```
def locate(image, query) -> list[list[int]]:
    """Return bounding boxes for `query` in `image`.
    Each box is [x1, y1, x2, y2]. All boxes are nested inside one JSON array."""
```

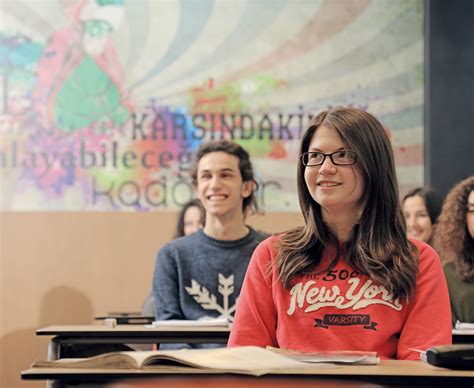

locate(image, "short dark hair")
[[191, 140, 258, 214], [403, 187, 443, 225]]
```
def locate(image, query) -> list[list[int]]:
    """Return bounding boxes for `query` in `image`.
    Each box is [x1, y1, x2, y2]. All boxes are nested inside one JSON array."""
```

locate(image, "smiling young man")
[[152, 140, 266, 348]]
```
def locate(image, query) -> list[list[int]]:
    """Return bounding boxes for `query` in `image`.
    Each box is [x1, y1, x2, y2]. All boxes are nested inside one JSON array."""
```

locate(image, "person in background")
[[152, 139, 266, 348], [174, 199, 205, 238], [228, 107, 451, 360], [402, 187, 443, 245], [433, 176, 474, 325], [142, 199, 205, 317]]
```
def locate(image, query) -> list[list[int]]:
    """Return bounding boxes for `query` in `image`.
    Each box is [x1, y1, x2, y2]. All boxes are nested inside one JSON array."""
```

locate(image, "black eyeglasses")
[[300, 150, 357, 166]]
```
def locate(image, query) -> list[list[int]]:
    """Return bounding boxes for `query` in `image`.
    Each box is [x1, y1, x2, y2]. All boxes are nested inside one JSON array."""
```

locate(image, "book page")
[[142, 346, 336, 375], [266, 347, 380, 365], [32, 352, 139, 369], [455, 321, 474, 331]]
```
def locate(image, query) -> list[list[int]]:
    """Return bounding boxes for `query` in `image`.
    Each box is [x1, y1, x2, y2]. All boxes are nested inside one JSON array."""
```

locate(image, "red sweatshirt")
[[228, 236, 452, 360]]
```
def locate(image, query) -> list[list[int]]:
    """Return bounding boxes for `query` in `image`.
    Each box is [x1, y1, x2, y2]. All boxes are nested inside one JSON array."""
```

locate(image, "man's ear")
[[241, 180, 255, 198]]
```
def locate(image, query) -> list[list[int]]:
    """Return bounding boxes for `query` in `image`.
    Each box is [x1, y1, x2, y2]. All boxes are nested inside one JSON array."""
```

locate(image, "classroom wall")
[[0, 210, 303, 388]]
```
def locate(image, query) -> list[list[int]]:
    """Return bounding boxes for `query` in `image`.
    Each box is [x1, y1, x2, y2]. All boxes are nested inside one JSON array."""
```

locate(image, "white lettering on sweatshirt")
[[287, 277, 402, 315]]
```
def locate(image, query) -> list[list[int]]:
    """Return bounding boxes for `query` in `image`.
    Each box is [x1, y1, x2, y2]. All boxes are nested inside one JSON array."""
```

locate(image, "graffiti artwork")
[[0, 0, 424, 211]]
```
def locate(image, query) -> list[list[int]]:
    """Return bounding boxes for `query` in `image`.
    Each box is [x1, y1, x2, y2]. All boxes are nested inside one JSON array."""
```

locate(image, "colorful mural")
[[0, 0, 424, 211]]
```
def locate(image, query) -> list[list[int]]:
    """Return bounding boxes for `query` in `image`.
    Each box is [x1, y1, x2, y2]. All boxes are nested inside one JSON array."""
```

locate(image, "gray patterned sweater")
[[152, 227, 266, 347]]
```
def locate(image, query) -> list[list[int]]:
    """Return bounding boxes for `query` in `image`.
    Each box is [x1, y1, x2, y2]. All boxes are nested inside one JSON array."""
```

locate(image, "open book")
[[32, 346, 337, 376], [267, 347, 380, 365]]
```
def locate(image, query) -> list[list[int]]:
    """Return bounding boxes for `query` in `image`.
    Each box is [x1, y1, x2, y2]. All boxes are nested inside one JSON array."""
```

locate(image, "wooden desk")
[[37, 325, 230, 360], [21, 360, 474, 387], [453, 329, 474, 344], [106, 376, 390, 388]]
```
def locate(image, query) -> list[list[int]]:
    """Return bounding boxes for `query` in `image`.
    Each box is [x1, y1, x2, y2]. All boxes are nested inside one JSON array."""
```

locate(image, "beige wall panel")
[[0, 211, 303, 387]]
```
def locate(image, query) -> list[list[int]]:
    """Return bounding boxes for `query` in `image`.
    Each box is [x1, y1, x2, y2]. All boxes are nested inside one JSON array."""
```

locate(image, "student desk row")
[[21, 359, 474, 387], [37, 325, 474, 361], [37, 325, 230, 360]]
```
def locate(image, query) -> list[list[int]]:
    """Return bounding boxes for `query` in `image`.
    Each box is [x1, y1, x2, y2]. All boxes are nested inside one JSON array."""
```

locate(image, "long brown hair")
[[277, 107, 418, 300], [433, 176, 474, 281]]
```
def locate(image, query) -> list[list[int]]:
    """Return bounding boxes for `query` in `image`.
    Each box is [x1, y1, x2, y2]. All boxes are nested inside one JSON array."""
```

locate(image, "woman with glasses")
[[228, 107, 451, 359], [433, 176, 474, 325]]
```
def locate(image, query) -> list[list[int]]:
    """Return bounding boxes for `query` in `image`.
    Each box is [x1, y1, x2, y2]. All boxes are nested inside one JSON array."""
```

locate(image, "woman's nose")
[[406, 215, 416, 228], [319, 157, 337, 174]]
